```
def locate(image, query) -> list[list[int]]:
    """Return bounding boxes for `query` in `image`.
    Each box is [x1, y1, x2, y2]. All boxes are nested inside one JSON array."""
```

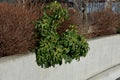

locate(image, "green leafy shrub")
[[35, 1, 89, 68], [116, 14, 120, 34]]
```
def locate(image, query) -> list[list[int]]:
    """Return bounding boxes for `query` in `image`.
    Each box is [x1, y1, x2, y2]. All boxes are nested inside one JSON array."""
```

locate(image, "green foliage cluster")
[[117, 27, 120, 33], [35, 1, 89, 68]]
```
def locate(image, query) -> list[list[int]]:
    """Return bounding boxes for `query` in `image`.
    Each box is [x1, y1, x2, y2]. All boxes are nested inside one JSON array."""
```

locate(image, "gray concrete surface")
[[87, 64, 120, 80], [0, 35, 120, 80]]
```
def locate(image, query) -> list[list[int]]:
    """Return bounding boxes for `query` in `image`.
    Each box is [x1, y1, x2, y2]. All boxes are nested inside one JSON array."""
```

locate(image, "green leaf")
[[34, 1, 89, 68]]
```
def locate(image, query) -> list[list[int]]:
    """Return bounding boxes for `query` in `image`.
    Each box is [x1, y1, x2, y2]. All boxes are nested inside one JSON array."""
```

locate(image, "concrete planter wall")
[[0, 35, 120, 80]]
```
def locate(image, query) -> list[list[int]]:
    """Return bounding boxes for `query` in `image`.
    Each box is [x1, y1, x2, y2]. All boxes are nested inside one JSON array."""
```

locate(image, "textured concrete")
[[0, 35, 120, 80], [87, 64, 120, 80]]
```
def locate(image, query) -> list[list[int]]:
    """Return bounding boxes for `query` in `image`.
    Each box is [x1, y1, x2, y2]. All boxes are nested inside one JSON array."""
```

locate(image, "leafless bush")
[[0, 3, 42, 57], [88, 10, 119, 38]]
